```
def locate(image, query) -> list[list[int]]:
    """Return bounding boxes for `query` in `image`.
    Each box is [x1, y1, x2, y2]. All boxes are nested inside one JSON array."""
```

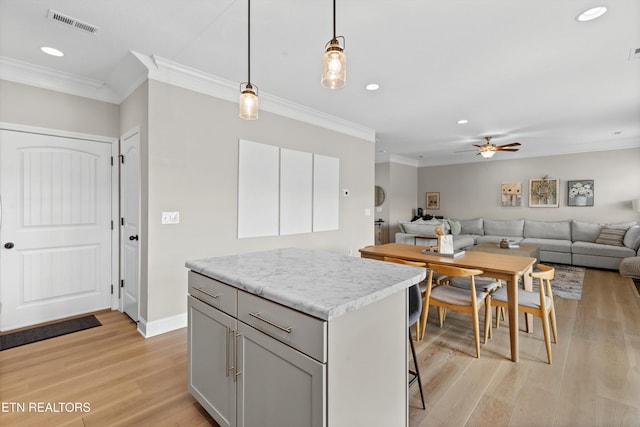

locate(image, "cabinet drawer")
[[238, 291, 327, 363], [188, 271, 237, 317]]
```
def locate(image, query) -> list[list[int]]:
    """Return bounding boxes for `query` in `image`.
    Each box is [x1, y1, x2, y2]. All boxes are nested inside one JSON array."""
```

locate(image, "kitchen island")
[[186, 247, 426, 427]]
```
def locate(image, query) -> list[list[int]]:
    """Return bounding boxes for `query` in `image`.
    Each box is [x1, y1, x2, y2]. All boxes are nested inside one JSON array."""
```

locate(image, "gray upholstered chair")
[[491, 264, 558, 364]]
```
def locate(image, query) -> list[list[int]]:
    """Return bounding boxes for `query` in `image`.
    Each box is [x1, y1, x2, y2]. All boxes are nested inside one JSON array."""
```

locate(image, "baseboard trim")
[[137, 313, 187, 338]]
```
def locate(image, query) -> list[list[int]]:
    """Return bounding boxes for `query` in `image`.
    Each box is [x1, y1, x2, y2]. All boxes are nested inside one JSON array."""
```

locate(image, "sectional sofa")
[[395, 217, 640, 270]]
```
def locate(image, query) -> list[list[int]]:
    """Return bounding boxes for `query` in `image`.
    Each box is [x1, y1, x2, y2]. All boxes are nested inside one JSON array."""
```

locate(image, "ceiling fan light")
[[239, 83, 258, 120], [321, 39, 346, 89], [480, 150, 495, 159]]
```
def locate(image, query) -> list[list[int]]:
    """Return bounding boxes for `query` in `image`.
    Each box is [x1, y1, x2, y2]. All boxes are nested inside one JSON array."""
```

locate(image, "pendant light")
[[239, 0, 258, 120], [321, 0, 346, 89]]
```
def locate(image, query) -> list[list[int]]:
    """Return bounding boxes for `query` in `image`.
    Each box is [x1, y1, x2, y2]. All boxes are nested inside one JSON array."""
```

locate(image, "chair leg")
[[540, 312, 553, 365], [414, 316, 421, 341], [472, 306, 481, 358], [549, 305, 558, 344], [495, 306, 501, 329], [484, 297, 492, 342], [408, 329, 426, 410], [418, 301, 428, 340]]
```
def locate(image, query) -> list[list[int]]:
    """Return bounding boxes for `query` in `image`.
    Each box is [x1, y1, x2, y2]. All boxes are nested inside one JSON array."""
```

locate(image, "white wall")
[[389, 163, 418, 239], [417, 148, 640, 223]]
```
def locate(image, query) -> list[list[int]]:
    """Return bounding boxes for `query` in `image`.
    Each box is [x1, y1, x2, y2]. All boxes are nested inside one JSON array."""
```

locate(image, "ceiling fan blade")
[[472, 144, 484, 148], [454, 149, 478, 153], [497, 142, 521, 148], [497, 148, 520, 152]]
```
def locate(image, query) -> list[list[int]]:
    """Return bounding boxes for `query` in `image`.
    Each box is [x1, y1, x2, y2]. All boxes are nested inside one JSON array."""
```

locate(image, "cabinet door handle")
[[225, 328, 230, 377], [194, 286, 220, 300], [248, 312, 292, 333]]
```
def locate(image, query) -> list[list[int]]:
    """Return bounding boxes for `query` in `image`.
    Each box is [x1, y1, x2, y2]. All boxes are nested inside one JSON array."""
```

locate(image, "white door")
[[0, 129, 112, 331], [120, 129, 140, 322]]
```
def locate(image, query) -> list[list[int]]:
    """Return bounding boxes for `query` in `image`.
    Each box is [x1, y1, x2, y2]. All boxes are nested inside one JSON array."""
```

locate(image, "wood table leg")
[[508, 274, 519, 362]]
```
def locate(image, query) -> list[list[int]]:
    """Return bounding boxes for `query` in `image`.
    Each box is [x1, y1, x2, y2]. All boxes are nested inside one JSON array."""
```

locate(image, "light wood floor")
[[1, 269, 638, 427]]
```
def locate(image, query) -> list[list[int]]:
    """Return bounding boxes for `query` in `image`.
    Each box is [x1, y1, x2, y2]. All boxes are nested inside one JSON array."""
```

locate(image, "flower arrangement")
[[569, 181, 593, 199]]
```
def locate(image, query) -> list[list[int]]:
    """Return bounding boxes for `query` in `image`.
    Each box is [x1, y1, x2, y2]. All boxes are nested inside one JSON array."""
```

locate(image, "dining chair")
[[490, 264, 558, 364], [420, 264, 492, 358], [443, 275, 502, 337], [382, 257, 426, 409]]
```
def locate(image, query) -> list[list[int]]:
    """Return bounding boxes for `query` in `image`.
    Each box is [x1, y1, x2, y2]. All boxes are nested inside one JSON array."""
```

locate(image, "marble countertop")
[[186, 247, 426, 321]]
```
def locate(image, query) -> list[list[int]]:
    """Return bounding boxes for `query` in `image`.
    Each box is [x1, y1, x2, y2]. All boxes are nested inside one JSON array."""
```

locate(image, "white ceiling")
[[1, 0, 639, 166]]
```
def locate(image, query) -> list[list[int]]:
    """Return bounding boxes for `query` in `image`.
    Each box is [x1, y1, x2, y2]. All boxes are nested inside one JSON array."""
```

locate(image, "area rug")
[[0, 315, 101, 351], [530, 263, 586, 301]]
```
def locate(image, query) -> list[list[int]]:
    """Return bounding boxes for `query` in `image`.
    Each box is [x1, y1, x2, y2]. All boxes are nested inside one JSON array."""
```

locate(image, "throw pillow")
[[447, 219, 462, 235], [595, 227, 628, 247]]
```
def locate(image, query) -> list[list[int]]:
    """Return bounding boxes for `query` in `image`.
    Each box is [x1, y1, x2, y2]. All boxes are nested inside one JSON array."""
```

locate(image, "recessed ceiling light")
[[613, 131, 622, 135], [457, 119, 469, 124], [576, 6, 607, 22], [41, 46, 64, 57], [365, 83, 380, 91]]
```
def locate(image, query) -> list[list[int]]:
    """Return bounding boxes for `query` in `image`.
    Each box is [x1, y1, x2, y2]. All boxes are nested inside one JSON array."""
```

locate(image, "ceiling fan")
[[457, 136, 521, 158]]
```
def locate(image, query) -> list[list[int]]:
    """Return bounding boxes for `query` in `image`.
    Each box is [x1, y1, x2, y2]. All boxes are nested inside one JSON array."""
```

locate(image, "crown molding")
[[140, 53, 376, 142], [376, 153, 420, 167], [0, 56, 120, 104]]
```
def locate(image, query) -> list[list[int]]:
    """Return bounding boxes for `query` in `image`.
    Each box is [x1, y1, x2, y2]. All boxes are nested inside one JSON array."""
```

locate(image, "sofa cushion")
[[453, 234, 475, 249], [571, 220, 603, 242], [524, 220, 571, 240], [595, 226, 628, 247], [571, 241, 636, 258], [520, 238, 572, 253], [457, 218, 484, 235], [483, 218, 524, 237], [623, 225, 640, 250]]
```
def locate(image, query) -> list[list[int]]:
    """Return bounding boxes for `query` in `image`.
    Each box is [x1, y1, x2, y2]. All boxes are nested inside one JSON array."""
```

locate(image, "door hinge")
[[121, 217, 125, 226], [111, 156, 114, 166], [111, 284, 114, 294], [119, 154, 125, 164], [120, 279, 124, 288], [111, 220, 114, 230]]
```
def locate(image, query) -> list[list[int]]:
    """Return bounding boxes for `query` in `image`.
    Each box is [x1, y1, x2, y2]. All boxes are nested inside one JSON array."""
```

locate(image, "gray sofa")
[[395, 218, 640, 270]]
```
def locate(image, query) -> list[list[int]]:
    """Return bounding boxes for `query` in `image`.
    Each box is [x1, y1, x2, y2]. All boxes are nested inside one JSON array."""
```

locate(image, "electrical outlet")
[[161, 211, 180, 224]]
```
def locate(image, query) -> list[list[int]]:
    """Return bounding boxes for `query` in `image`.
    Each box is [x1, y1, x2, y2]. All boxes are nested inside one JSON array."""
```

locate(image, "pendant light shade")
[[239, 82, 258, 120], [321, 0, 346, 89], [239, 0, 258, 120]]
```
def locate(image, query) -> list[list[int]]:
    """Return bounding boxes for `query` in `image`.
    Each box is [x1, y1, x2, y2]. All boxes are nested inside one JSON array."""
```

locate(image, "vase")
[[575, 196, 587, 206]]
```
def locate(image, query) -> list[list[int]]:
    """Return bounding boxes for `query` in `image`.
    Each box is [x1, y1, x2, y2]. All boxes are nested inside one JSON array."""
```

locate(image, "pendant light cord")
[[332, 0, 336, 40], [247, 0, 251, 84]]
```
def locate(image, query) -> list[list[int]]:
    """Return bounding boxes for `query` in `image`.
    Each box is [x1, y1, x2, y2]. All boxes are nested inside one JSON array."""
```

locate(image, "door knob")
[[4, 242, 14, 249], [129, 235, 139, 241]]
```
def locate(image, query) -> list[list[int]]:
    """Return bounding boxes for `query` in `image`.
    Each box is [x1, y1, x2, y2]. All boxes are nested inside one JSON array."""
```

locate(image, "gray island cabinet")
[[186, 248, 425, 427]]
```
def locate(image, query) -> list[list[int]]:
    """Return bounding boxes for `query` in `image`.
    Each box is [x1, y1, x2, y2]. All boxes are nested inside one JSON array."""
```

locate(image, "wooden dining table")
[[359, 243, 537, 362]]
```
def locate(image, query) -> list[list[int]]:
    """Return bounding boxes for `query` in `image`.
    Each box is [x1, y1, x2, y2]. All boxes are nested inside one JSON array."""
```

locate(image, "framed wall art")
[[426, 192, 440, 210], [567, 180, 594, 206], [501, 183, 522, 207], [529, 178, 559, 208]]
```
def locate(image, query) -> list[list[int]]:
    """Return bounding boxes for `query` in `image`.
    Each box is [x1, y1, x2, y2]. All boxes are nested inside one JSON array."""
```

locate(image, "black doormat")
[[0, 315, 101, 351]]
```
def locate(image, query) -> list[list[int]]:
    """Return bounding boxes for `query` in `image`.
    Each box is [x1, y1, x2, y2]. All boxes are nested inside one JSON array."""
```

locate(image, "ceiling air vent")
[[631, 47, 640, 61], [47, 9, 100, 35]]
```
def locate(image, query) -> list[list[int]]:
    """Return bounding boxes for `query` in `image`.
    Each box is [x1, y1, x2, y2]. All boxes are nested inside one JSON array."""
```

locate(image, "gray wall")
[[0, 80, 119, 136], [416, 148, 640, 223], [144, 80, 375, 322]]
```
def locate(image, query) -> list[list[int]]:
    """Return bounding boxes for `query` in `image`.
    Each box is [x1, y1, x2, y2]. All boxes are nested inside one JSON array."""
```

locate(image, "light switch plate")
[[161, 211, 180, 224]]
